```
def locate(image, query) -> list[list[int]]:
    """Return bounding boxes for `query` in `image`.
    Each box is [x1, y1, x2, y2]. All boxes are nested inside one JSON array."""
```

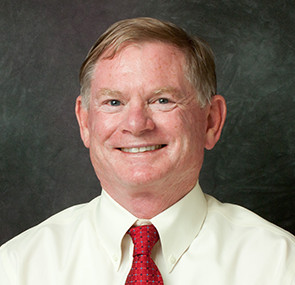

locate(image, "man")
[[1, 17, 294, 284]]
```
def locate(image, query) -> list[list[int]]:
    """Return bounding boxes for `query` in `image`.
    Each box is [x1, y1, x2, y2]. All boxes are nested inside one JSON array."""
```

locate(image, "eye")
[[98, 98, 124, 113], [108, 99, 121, 106], [158, 98, 170, 104], [150, 97, 176, 112]]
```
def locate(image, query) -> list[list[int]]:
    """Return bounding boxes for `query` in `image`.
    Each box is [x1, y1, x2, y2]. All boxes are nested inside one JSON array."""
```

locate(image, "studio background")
[[1, 0, 294, 245]]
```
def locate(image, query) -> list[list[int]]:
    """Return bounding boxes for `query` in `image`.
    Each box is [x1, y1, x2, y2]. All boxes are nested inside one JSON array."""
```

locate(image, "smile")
[[120, 145, 165, 153]]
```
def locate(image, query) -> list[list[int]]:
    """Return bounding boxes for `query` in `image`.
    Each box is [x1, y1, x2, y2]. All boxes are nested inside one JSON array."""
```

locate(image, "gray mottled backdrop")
[[1, 0, 294, 244]]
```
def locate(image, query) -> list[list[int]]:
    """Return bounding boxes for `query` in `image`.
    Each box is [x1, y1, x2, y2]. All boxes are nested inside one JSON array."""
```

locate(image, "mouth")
[[119, 144, 166, 153]]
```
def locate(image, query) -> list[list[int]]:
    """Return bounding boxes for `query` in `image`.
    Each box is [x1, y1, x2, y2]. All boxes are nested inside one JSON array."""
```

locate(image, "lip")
[[117, 144, 166, 154]]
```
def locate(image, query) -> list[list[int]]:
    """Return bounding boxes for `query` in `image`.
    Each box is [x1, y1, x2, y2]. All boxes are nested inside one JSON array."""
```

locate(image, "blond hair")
[[79, 17, 216, 108]]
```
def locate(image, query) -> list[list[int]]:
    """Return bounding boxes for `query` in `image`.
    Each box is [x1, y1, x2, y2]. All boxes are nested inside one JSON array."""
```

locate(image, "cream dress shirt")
[[1, 183, 295, 284]]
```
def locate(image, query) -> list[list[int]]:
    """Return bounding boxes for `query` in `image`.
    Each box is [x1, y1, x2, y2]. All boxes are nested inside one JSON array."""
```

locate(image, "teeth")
[[121, 145, 162, 153]]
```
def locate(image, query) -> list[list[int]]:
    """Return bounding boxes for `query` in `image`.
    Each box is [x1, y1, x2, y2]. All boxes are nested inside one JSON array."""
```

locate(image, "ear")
[[75, 95, 90, 148], [205, 95, 227, 150]]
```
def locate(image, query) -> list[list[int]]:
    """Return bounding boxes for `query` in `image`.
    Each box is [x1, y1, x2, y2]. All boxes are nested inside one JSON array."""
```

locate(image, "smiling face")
[[76, 42, 225, 208]]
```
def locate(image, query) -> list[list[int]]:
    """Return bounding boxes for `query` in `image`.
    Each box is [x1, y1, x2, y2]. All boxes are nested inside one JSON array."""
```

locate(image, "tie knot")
[[128, 225, 159, 257]]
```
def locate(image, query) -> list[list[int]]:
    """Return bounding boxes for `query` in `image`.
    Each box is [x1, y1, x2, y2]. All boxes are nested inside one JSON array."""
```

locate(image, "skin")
[[76, 42, 226, 219]]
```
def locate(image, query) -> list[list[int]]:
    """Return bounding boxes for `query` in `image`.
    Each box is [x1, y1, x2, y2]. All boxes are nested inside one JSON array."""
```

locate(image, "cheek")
[[178, 109, 207, 147], [155, 109, 203, 144], [88, 112, 118, 143]]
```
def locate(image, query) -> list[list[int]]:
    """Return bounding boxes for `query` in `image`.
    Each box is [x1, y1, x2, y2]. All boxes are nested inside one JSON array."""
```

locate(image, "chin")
[[118, 170, 167, 188]]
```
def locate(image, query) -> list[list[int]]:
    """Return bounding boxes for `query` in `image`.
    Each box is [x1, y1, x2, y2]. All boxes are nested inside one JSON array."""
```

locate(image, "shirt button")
[[113, 255, 119, 262], [169, 255, 176, 265]]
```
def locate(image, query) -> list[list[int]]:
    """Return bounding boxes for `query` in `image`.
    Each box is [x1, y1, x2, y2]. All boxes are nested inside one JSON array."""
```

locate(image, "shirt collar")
[[95, 182, 207, 272], [95, 190, 138, 270], [151, 182, 207, 272]]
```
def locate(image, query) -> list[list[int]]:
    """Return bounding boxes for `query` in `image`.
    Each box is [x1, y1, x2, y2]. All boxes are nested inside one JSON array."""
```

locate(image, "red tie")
[[125, 224, 164, 284]]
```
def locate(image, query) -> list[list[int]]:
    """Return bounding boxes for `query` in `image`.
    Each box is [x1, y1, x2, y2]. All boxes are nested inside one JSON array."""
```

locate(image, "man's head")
[[75, 17, 226, 217], [79, 17, 216, 109]]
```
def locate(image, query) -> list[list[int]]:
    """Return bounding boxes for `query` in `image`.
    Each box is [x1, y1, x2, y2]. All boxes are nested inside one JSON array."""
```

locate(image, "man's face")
[[77, 42, 215, 196]]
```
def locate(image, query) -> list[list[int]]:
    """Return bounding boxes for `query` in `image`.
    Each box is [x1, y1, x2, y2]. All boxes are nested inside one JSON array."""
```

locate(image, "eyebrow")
[[153, 87, 177, 94], [95, 88, 122, 97], [153, 87, 183, 98]]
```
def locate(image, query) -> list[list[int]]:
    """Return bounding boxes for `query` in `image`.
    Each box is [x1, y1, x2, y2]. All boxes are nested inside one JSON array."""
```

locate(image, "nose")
[[121, 102, 155, 136]]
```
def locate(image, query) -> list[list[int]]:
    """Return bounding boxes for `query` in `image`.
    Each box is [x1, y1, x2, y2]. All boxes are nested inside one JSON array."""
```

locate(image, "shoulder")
[[1, 196, 101, 254], [203, 194, 295, 282], [205, 194, 295, 241], [0, 196, 104, 284]]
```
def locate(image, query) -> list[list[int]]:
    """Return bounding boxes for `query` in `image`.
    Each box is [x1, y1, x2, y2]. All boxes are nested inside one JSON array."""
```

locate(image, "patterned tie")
[[125, 224, 164, 284]]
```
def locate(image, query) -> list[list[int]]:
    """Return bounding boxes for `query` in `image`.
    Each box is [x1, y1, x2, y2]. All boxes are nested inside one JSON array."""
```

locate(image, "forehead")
[[91, 42, 188, 87]]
